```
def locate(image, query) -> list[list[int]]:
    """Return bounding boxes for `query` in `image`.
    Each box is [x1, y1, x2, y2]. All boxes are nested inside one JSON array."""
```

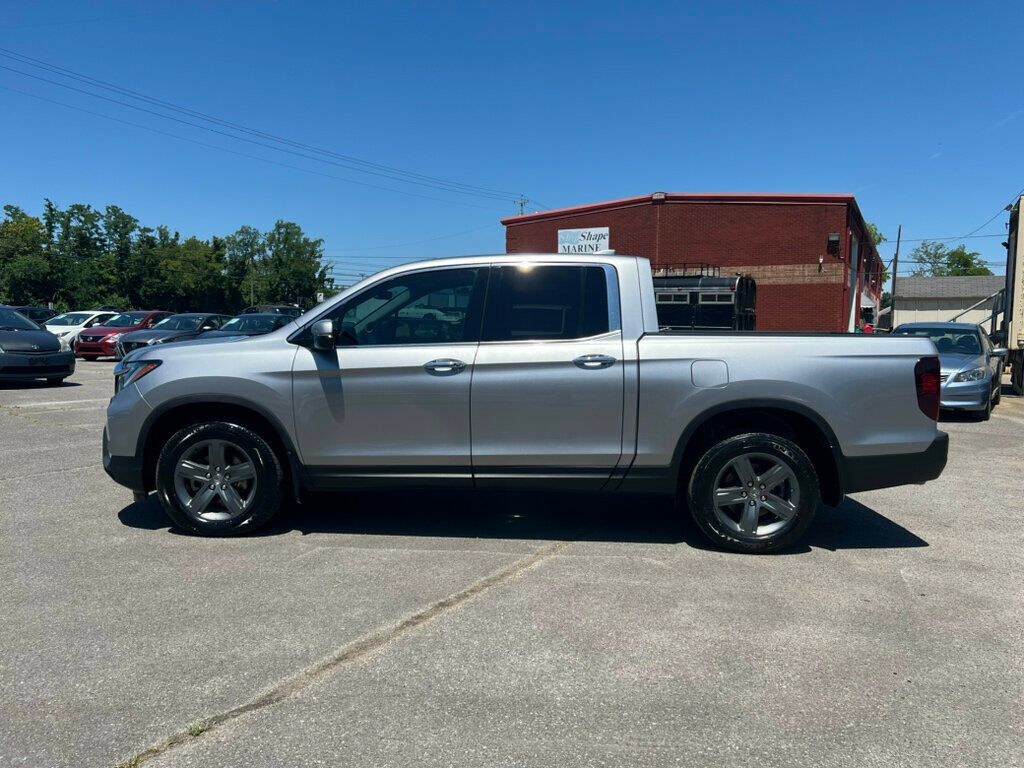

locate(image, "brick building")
[[501, 192, 884, 332]]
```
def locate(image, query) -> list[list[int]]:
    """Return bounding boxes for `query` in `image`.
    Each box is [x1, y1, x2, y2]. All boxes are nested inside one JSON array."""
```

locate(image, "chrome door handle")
[[573, 354, 616, 370], [424, 358, 467, 375]]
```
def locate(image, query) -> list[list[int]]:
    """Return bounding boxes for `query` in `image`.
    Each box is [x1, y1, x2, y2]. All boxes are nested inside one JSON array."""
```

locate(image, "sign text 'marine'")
[[557, 227, 610, 254]]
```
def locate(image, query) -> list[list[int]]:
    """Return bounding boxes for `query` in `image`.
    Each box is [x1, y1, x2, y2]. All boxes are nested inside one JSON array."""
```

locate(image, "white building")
[[885, 275, 1005, 329]]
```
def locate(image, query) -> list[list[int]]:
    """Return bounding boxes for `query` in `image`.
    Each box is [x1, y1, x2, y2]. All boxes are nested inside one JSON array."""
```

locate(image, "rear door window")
[[481, 265, 613, 342]]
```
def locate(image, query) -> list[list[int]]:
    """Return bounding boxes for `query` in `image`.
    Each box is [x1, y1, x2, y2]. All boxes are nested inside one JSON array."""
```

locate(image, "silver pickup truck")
[[104, 254, 948, 552]]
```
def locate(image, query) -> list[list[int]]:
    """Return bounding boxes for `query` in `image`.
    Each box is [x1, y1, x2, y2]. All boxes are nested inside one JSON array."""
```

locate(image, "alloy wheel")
[[712, 451, 800, 538], [172, 439, 258, 522]]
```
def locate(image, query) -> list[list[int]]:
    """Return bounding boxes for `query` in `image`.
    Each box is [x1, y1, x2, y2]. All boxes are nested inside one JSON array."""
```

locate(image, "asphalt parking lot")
[[2, 361, 1022, 768]]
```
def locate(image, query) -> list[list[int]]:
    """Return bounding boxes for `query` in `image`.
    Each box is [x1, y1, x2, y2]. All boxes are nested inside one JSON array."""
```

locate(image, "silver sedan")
[[893, 322, 1007, 420]]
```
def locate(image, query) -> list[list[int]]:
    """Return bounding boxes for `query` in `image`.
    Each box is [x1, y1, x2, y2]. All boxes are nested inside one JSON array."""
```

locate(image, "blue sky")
[[2, 1, 1021, 284]]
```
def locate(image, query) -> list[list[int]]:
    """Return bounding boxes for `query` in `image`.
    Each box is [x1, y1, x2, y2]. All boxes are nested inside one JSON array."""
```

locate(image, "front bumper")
[[940, 379, 991, 411], [0, 350, 75, 380], [840, 431, 949, 495], [103, 427, 146, 492], [76, 338, 118, 357]]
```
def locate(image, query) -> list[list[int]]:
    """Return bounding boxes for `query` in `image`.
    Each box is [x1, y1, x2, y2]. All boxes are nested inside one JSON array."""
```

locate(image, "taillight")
[[915, 357, 941, 421]]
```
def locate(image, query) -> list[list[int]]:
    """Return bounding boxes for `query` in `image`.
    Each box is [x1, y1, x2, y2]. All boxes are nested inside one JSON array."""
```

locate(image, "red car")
[[75, 311, 172, 360]]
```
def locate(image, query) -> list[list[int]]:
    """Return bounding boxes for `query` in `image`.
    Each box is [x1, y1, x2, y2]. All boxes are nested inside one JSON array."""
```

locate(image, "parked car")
[[76, 311, 172, 360], [0, 305, 75, 385], [892, 322, 1007, 420], [104, 255, 949, 552], [240, 303, 302, 317], [10, 305, 57, 324], [116, 313, 233, 358], [44, 310, 120, 352], [197, 313, 294, 339]]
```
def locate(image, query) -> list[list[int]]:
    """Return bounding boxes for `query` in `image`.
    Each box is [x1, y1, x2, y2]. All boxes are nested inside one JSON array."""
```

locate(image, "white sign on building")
[[557, 227, 610, 254]]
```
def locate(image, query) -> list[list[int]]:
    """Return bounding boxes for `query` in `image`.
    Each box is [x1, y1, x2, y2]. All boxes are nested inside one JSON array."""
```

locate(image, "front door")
[[291, 266, 487, 485], [471, 264, 625, 489]]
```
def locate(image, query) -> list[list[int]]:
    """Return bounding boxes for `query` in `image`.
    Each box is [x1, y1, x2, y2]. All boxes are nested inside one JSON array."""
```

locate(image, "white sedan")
[[44, 310, 119, 352]]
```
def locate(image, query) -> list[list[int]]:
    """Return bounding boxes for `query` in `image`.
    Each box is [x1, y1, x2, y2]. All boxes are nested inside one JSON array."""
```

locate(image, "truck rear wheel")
[[155, 421, 283, 536], [687, 432, 819, 553]]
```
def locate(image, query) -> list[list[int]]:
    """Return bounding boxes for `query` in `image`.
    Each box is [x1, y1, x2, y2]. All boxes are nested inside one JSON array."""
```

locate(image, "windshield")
[[0, 308, 41, 330], [154, 315, 204, 331], [894, 326, 982, 356], [219, 315, 282, 333], [104, 313, 147, 328], [47, 312, 93, 326]]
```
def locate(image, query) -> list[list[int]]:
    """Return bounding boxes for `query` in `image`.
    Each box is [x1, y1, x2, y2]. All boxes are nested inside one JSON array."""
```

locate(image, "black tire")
[[686, 432, 820, 554], [992, 380, 1001, 407], [82, 355, 98, 361], [45, 377, 66, 386], [155, 421, 283, 536], [975, 391, 992, 421]]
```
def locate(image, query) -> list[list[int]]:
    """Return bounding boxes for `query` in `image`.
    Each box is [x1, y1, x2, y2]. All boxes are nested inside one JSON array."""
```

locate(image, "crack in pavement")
[[113, 538, 572, 768], [0, 464, 96, 482]]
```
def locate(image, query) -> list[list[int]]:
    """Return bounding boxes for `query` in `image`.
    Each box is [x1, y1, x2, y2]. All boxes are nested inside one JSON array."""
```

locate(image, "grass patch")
[[187, 721, 209, 737]]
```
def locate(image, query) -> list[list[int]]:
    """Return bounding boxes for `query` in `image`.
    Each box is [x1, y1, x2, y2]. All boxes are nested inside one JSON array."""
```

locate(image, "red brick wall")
[[505, 199, 877, 332]]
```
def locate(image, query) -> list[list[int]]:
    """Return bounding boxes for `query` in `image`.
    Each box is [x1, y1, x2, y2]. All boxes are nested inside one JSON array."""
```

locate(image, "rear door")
[[470, 263, 625, 489]]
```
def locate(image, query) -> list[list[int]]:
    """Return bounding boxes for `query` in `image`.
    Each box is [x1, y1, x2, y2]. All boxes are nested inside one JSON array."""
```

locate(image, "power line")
[[0, 61, 513, 203], [876, 233, 1004, 245], [323, 223, 501, 253], [960, 186, 1024, 238], [0, 84, 508, 212], [0, 47, 523, 202]]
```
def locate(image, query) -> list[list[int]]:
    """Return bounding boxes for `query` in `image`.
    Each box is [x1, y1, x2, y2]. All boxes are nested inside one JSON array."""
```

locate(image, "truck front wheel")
[[687, 432, 820, 553], [155, 421, 283, 536]]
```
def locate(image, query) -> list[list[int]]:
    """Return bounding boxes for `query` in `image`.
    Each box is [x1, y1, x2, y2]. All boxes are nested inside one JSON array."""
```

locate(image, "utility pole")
[[517, 195, 528, 216], [889, 224, 902, 326]]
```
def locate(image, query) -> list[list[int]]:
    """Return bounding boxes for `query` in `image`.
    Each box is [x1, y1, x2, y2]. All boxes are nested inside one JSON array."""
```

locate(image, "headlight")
[[112, 359, 162, 391], [107, 333, 123, 343], [149, 337, 168, 345], [57, 330, 71, 337], [953, 367, 987, 382]]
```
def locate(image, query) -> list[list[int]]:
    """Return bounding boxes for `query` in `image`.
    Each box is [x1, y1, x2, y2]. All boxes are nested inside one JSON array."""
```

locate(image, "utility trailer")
[[994, 195, 1024, 394], [652, 263, 757, 331]]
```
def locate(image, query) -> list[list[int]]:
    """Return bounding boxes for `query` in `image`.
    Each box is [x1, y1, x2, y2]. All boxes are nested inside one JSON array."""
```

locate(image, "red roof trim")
[[501, 192, 858, 225]]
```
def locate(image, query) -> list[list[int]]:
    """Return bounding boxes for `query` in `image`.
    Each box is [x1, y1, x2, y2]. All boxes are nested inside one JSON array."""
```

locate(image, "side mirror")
[[992, 348, 1009, 359], [311, 319, 335, 352]]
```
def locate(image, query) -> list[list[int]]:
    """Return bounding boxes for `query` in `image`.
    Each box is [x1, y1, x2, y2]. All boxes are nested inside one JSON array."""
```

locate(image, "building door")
[[470, 264, 625, 489], [291, 266, 487, 483]]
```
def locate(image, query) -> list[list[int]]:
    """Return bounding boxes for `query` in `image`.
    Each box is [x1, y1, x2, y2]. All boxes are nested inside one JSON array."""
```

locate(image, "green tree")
[[3, 200, 332, 313], [261, 221, 330, 308], [44, 201, 112, 307], [224, 225, 265, 308], [910, 241, 993, 277], [866, 222, 890, 283], [0, 206, 51, 304], [152, 236, 228, 312], [102, 205, 139, 301]]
